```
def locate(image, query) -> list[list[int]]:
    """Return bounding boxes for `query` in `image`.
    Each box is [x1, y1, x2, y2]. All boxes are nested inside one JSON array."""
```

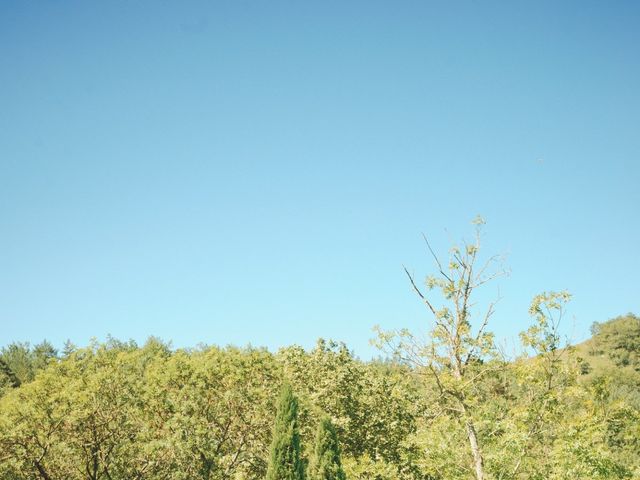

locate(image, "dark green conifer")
[[308, 417, 346, 480], [266, 384, 305, 480], [0, 357, 20, 389]]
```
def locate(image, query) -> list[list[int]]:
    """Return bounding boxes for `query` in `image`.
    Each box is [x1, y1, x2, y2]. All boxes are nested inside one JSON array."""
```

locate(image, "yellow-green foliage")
[[0, 321, 638, 480]]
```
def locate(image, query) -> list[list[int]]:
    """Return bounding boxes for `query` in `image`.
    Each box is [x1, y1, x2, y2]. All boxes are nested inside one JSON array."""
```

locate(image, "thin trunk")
[[34, 460, 52, 480], [199, 452, 212, 480], [454, 364, 485, 480], [465, 418, 484, 480]]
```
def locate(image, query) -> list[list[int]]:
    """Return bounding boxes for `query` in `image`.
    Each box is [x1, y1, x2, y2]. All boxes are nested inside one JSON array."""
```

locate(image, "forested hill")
[[1, 314, 639, 480], [574, 313, 640, 376]]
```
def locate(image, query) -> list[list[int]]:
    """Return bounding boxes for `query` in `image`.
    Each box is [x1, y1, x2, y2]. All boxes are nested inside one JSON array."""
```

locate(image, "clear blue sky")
[[1, 1, 639, 357]]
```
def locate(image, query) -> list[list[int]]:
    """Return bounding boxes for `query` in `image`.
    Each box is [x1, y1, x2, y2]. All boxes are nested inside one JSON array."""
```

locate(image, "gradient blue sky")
[[1, 1, 639, 357]]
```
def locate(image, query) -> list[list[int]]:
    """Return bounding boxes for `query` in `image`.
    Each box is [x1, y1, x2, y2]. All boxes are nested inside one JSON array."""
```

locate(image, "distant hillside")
[[572, 313, 640, 384]]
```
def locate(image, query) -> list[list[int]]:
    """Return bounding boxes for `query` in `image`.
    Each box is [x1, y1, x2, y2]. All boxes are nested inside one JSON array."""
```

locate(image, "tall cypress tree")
[[308, 417, 346, 480], [266, 384, 305, 480]]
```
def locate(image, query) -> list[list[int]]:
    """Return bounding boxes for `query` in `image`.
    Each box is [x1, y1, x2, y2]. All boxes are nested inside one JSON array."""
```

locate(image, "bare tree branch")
[[403, 265, 438, 317]]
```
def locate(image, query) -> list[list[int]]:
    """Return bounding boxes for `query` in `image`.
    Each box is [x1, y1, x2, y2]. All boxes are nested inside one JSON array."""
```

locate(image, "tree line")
[[2, 323, 638, 479]]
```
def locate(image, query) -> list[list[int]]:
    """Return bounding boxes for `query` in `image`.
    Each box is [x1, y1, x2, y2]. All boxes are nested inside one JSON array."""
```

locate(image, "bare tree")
[[375, 217, 507, 480]]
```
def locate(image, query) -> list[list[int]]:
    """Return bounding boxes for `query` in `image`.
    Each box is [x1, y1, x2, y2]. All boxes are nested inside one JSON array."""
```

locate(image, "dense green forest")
[[0, 313, 639, 479], [1, 227, 639, 479]]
